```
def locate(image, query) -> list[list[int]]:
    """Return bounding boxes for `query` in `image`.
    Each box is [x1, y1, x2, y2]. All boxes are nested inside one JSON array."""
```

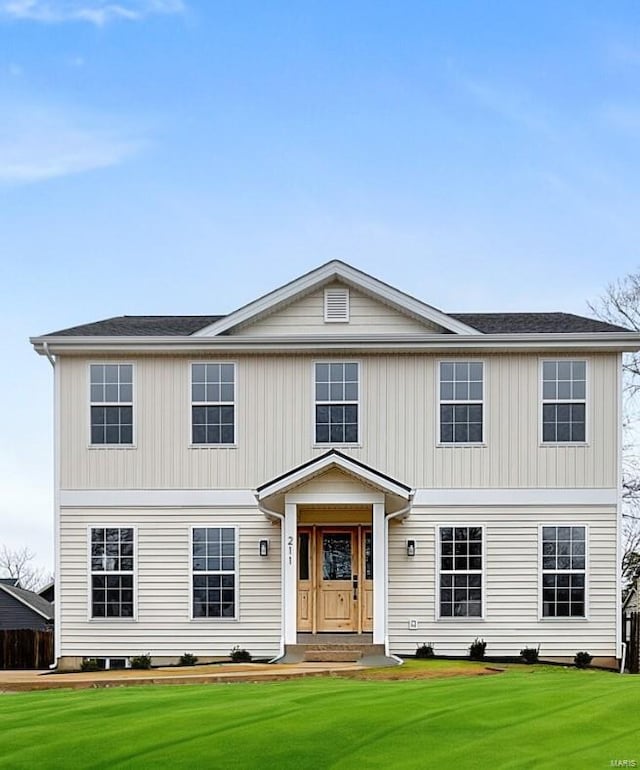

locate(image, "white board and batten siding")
[[59, 508, 282, 659], [388, 506, 617, 658], [59, 353, 619, 492]]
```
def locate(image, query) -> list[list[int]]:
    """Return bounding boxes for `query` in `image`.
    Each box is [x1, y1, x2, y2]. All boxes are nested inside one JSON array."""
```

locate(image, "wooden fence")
[[0, 629, 54, 670], [624, 612, 639, 674]]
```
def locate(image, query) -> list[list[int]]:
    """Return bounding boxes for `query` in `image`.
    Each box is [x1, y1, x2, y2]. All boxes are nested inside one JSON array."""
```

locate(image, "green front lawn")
[[0, 663, 637, 769]]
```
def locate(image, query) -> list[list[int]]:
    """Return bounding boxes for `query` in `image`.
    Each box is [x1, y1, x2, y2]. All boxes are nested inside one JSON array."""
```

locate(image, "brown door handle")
[[353, 574, 358, 600]]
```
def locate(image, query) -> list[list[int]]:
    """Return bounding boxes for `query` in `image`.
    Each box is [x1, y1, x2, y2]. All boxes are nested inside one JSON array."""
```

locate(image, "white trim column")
[[284, 502, 298, 645], [372, 502, 385, 645]]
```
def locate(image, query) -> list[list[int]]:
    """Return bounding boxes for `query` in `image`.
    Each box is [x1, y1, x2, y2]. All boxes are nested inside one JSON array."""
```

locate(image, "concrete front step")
[[282, 643, 386, 664], [304, 650, 363, 663]]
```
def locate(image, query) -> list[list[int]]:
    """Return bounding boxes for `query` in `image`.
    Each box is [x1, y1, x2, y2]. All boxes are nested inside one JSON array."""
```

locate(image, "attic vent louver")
[[324, 287, 350, 322]]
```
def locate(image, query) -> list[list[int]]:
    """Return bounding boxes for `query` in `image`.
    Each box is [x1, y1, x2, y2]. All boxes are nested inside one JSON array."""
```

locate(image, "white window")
[[438, 526, 483, 618], [90, 364, 133, 445], [191, 364, 235, 445], [541, 361, 586, 443], [541, 526, 586, 617], [192, 527, 237, 619], [314, 362, 359, 444], [324, 287, 349, 322], [90, 528, 134, 618], [439, 362, 484, 444]]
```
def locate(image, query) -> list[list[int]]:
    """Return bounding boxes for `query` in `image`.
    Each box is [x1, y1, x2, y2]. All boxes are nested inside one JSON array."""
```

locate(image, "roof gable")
[[194, 261, 480, 337]]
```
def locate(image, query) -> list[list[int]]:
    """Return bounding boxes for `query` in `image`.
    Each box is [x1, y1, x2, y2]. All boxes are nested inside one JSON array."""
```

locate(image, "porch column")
[[373, 501, 386, 645], [284, 501, 298, 645]]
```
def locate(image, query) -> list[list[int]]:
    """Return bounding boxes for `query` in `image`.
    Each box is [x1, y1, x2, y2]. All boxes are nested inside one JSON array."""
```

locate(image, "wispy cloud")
[[0, 104, 143, 183], [0, 0, 184, 25]]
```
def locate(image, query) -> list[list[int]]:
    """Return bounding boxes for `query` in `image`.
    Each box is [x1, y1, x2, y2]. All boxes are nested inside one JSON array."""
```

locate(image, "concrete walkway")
[[0, 662, 362, 692]]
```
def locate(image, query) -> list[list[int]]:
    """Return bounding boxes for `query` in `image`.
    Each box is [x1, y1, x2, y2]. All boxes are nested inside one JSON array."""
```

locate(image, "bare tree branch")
[[590, 272, 640, 594], [0, 545, 50, 591]]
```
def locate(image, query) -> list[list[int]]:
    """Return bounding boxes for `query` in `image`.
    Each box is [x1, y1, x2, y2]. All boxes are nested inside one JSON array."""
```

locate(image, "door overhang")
[[255, 449, 413, 516]]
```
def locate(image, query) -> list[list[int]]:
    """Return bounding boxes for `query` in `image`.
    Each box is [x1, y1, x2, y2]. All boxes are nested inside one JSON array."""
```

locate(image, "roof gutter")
[[30, 331, 640, 356]]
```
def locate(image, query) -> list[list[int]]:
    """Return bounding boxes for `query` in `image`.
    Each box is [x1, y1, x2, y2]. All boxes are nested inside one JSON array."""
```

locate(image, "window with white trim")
[[90, 364, 133, 445], [541, 360, 586, 443], [90, 528, 134, 618], [191, 364, 235, 445], [438, 526, 483, 618], [439, 362, 483, 443], [315, 362, 359, 444], [541, 526, 586, 617], [192, 527, 237, 618]]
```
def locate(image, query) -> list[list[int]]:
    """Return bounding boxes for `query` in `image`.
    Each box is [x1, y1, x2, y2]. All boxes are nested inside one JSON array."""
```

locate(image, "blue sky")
[[1, 1, 640, 573]]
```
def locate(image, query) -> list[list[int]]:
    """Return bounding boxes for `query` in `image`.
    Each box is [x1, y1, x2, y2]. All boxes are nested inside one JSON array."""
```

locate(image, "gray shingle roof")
[[449, 313, 630, 334], [0, 582, 54, 620], [47, 315, 224, 336], [42, 311, 630, 337]]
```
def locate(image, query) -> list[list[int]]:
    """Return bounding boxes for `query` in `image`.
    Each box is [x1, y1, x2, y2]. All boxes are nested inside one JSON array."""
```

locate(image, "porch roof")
[[256, 450, 413, 502]]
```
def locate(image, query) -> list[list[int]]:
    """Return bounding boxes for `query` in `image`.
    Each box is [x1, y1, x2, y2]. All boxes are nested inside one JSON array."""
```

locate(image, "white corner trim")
[[60, 489, 258, 508], [192, 261, 481, 337], [413, 488, 617, 506]]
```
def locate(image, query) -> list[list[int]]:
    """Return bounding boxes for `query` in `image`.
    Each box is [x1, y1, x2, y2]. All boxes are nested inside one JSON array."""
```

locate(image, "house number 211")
[[288, 536, 294, 565]]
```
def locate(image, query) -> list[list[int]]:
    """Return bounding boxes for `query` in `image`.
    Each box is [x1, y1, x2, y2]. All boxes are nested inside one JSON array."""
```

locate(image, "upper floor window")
[[90, 364, 133, 445], [191, 363, 235, 445], [541, 525, 586, 617], [315, 362, 359, 444], [192, 527, 237, 619], [439, 362, 484, 444], [438, 526, 483, 618], [90, 527, 134, 618], [541, 361, 586, 443]]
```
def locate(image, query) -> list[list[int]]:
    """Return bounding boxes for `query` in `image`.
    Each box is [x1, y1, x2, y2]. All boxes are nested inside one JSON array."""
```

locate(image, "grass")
[[0, 663, 637, 769]]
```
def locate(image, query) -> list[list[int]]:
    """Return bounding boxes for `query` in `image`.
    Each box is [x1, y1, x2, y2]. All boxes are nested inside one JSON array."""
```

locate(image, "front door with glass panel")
[[297, 526, 372, 633]]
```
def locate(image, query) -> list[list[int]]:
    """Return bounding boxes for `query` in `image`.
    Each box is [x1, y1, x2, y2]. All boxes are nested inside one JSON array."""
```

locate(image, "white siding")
[[58, 507, 281, 658], [231, 283, 439, 335], [61, 353, 619, 491], [388, 506, 617, 658]]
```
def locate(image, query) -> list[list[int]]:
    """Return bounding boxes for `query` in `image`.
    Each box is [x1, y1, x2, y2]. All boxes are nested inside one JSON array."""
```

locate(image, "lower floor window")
[[438, 526, 483, 618], [541, 525, 586, 617], [192, 527, 237, 619]]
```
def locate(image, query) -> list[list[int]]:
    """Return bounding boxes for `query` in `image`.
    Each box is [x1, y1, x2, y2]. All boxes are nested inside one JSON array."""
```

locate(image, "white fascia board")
[[60, 489, 258, 508], [413, 488, 618, 506], [0, 584, 52, 621], [257, 454, 412, 500], [190, 261, 481, 337], [31, 331, 640, 356]]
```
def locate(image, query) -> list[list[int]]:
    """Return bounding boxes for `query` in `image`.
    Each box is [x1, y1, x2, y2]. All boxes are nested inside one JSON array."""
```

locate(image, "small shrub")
[[415, 643, 435, 659], [130, 653, 152, 670], [520, 646, 540, 664], [179, 652, 198, 667], [80, 658, 101, 672], [574, 651, 593, 669], [230, 646, 252, 663], [469, 638, 487, 661]]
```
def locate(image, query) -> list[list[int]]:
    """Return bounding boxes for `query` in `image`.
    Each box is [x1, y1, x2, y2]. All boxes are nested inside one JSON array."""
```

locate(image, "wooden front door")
[[296, 525, 373, 634], [317, 528, 358, 632]]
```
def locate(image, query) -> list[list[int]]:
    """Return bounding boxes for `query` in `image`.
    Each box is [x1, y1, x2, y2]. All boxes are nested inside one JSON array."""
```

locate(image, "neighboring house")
[[0, 579, 54, 630], [30, 261, 640, 671], [38, 581, 55, 604], [623, 577, 639, 615]]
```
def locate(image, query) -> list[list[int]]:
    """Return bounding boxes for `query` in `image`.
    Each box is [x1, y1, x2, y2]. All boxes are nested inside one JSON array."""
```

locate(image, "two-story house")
[[31, 261, 640, 670]]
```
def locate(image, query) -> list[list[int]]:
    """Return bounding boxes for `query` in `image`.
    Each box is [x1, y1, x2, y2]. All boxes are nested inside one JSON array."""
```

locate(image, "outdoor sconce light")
[[259, 540, 269, 557], [406, 540, 416, 557]]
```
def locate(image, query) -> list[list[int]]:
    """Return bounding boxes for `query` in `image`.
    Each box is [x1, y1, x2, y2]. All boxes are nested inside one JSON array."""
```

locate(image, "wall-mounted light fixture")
[[406, 539, 416, 557], [259, 539, 269, 557]]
